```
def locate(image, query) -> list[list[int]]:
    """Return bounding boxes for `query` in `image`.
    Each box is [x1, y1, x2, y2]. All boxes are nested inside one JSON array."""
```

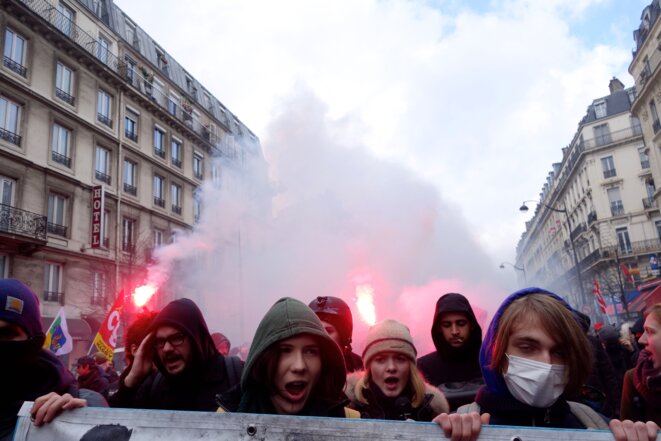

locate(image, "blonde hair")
[[490, 293, 592, 395], [354, 359, 427, 408]]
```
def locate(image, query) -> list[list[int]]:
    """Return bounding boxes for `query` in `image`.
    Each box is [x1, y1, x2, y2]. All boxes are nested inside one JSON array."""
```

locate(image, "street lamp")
[[519, 200, 587, 307], [499, 261, 527, 284]]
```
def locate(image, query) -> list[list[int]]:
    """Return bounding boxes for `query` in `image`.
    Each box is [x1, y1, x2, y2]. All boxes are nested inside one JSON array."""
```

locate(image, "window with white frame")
[[0, 95, 22, 145], [3, 28, 27, 76], [56, 2, 75, 36], [51, 123, 72, 167], [651, 100, 660, 128], [43, 262, 63, 303], [122, 217, 135, 252], [153, 127, 165, 157], [95, 146, 110, 184], [601, 155, 616, 178], [171, 183, 181, 214], [171, 138, 182, 168], [125, 20, 136, 46], [607, 187, 624, 216], [211, 164, 220, 186], [193, 190, 201, 223], [125, 55, 136, 83], [640, 146, 650, 169], [55, 62, 74, 104], [47, 193, 67, 236], [97, 90, 112, 126], [124, 108, 138, 141], [594, 123, 612, 146], [103, 209, 110, 247], [123, 159, 136, 195], [193, 152, 203, 179], [594, 100, 607, 119], [97, 34, 110, 63], [616, 227, 633, 254], [153, 229, 163, 247], [153, 174, 165, 207], [91, 271, 106, 305], [168, 93, 178, 116], [0, 175, 16, 206], [631, 116, 642, 135]]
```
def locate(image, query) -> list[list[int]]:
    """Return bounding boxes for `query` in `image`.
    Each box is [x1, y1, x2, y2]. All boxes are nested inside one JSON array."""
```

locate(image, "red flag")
[[620, 263, 635, 284], [91, 291, 124, 361], [592, 278, 607, 314]]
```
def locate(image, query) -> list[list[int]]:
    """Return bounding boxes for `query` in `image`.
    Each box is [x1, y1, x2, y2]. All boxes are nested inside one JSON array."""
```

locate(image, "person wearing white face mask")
[[433, 288, 660, 441]]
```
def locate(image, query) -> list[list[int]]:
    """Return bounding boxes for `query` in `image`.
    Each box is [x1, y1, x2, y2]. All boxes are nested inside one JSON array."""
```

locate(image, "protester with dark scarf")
[[346, 319, 448, 421], [0, 279, 84, 441], [218, 297, 352, 417], [111, 298, 241, 411], [621, 304, 661, 424]]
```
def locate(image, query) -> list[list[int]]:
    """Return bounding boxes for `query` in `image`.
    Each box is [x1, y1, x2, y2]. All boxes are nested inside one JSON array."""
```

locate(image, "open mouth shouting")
[[283, 381, 309, 402]]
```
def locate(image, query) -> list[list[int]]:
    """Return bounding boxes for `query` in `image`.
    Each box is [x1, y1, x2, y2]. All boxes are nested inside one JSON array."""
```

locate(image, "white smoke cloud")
[[148, 87, 511, 352]]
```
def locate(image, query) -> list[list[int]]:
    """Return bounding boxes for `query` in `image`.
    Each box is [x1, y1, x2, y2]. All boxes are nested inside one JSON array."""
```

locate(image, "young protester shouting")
[[218, 297, 355, 417], [346, 319, 449, 421], [621, 303, 661, 425], [433, 288, 660, 441]]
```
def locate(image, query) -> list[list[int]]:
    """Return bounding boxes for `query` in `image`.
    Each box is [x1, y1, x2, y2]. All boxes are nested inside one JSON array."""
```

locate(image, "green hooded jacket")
[[236, 297, 348, 416]]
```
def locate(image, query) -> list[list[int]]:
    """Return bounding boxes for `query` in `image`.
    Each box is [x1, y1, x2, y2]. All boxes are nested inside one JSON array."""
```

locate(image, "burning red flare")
[[132, 283, 157, 308], [355, 284, 377, 326]]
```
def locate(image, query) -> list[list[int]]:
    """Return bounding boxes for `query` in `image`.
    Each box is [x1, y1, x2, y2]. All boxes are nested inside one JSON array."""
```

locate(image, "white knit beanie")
[[362, 319, 417, 366]]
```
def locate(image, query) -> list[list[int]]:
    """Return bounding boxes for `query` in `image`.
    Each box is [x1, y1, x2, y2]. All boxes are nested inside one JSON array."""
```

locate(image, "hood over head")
[[149, 298, 218, 375], [0, 278, 44, 341], [241, 297, 346, 392], [479, 287, 577, 397], [431, 293, 482, 358]]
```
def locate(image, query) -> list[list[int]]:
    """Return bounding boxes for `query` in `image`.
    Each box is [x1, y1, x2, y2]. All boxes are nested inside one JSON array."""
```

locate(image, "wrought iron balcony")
[[97, 113, 112, 127], [95, 170, 111, 185], [125, 129, 138, 142], [43, 291, 64, 304], [587, 211, 597, 225], [171, 158, 182, 168], [47, 222, 67, 236], [603, 168, 617, 179], [0, 203, 47, 241], [610, 201, 625, 216], [154, 196, 165, 208], [0, 127, 21, 146], [55, 88, 75, 105], [643, 197, 657, 209], [570, 222, 587, 241], [154, 148, 166, 159], [3, 56, 27, 76], [123, 183, 137, 196], [171, 204, 182, 215], [51, 151, 71, 167]]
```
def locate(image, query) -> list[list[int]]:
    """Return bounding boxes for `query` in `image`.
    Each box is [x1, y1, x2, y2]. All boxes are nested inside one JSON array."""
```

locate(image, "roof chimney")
[[609, 77, 625, 94]]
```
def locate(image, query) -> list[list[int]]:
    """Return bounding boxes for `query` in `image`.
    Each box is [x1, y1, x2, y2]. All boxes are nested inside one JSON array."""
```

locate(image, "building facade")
[[516, 79, 659, 318], [0, 0, 259, 364]]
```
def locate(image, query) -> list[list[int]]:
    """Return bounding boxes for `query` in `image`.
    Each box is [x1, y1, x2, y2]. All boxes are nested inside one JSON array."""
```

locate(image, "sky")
[[114, 0, 652, 347]]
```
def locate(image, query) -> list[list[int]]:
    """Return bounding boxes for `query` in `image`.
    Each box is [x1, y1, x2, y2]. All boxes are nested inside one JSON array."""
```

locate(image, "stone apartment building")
[[515, 78, 660, 318], [0, 0, 259, 364]]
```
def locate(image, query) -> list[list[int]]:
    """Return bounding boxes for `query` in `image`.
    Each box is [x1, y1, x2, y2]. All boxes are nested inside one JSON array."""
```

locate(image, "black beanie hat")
[[0, 279, 44, 339]]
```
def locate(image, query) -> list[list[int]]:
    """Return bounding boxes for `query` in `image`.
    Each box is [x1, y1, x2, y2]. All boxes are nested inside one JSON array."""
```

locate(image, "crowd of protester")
[[1, 277, 660, 441]]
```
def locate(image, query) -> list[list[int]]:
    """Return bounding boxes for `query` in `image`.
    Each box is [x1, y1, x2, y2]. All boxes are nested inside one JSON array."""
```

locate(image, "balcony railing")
[[643, 197, 657, 209], [123, 183, 137, 196], [587, 211, 597, 225], [154, 148, 166, 159], [55, 88, 75, 105], [51, 151, 71, 167], [3, 56, 27, 76], [603, 168, 617, 179], [47, 222, 67, 236], [0, 127, 21, 146], [154, 196, 165, 208], [171, 204, 182, 215], [610, 201, 625, 216], [43, 291, 64, 304], [602, 239, 661, 259], [580, 248, 602, 268], [570, 222, 586, 241], [125, 129, 138, 142], [97, 113, 112, 127], [0, 203, 47, 241], [172, 158, 182, 168], [95, 170, 111, 185], [641, 160, 651, 169]]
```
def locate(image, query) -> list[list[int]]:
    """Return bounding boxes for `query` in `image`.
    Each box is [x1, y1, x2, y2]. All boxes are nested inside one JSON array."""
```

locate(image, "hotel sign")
[[91, 185, 104, 248]]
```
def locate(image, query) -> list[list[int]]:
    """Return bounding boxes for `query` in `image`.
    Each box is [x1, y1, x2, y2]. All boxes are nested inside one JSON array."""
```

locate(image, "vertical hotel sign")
[[91, 185, 104, 248]]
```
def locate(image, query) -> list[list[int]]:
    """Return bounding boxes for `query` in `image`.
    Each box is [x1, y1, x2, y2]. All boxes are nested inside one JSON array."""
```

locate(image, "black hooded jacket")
[[110, 298, 242, 411], [416, 293, 482, 389]]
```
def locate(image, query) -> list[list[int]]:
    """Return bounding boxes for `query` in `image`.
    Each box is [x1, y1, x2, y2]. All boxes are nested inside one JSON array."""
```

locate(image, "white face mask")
[[503, 354, 566, 408]]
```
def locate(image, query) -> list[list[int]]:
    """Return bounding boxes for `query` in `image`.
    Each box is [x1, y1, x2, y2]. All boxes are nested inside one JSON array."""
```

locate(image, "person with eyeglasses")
[[110, 298, 243, 411]]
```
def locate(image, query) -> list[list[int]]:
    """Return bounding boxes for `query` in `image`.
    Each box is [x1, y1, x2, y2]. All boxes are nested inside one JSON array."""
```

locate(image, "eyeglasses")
[[154, 332, 186, 349]]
